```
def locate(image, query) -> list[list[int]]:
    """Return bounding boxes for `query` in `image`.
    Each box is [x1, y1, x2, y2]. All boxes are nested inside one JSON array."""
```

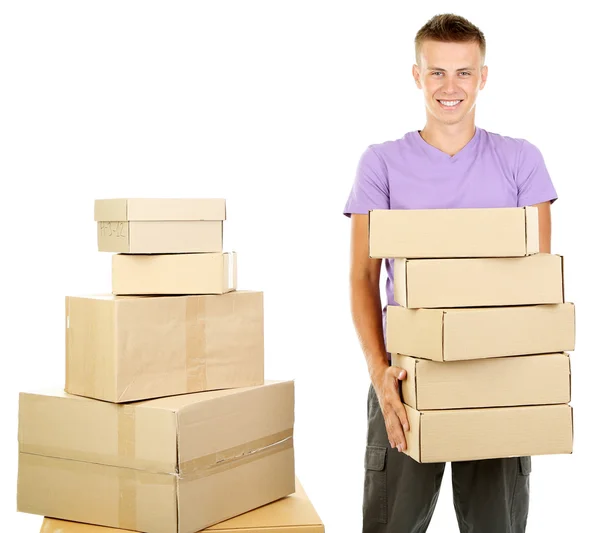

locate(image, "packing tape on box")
[[180, 428, 294, 480], [116, 405, 137, 529], [117, 404, 136, 459], [116, 465, 173, 530], [185, 297, 208, 391]]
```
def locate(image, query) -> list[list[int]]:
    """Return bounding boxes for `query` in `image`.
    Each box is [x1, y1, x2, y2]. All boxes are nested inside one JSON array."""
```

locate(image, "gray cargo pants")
[[363, 384, 531, 533]]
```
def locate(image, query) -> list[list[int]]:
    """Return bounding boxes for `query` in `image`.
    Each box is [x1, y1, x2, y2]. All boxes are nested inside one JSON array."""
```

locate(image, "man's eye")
[[432, 72, 442, 76], [459, 71, 471, 76]]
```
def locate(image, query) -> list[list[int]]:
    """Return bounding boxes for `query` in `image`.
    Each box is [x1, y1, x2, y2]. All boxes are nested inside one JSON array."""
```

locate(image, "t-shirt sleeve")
[[515, 139, 558, 207], [343, 145, 390, 217]]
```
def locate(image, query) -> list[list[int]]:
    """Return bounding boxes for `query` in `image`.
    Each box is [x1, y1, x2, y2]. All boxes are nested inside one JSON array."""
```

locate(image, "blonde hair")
[[415, 14, 486, 66]]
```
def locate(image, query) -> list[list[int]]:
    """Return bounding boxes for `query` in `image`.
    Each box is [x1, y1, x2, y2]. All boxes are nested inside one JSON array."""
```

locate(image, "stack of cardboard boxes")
[[369, 206, 575, 463], [17, 199, 324, 533]]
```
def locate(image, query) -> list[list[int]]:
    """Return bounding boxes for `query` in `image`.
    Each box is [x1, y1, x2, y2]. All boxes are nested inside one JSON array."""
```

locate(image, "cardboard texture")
[[394, 253, 564, 308], [386, 303, 575, 361], [65, 291, 264, 403], [392, 353, 571, 410], [112, 252, 237, 296], [39, 478, 324, 533], [18, 382, 296, 533], [403, 403, 573, 463], [95, 199, 226, 254], [369, 206, 539, 258]]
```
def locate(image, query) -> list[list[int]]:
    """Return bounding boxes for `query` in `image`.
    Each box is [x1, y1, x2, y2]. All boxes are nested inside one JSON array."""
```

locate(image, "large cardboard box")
[[112, 252, 237, 296], [394, 253, 564, 308], [39, 478, 324, 533], [18, 382, 295, 533], [403, 403, 573, 463], [369, 206, 539, 258], [65, 291, 263, 403], [95, 198, 226, 253], [386, 303, 575, 361], [392, 353, 571, 410]]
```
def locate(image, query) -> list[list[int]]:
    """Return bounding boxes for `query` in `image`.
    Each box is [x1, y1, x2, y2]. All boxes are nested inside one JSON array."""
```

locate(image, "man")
[[343, 13, 557, 533]]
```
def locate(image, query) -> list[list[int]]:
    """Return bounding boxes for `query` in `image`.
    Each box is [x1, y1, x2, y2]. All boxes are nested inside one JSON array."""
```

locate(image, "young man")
[[343, 13, 557, 533]]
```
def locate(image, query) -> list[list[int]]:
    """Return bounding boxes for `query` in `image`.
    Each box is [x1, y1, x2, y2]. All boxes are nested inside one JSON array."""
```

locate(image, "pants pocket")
[[518, 456, 532, 476], [363, 445, 388, 524]]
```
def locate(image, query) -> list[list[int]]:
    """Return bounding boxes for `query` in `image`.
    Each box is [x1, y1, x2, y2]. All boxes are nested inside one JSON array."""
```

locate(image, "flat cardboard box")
[[39, 478, 324, 533], [18, 382, 296, 533], [65, 291, 263, 403], [95, 198, 226, 253], [369, 206, 539, 258], [392, 353, 571, 410], [394, 253, 564, 308], [403, 403, 573, 463], [112, 252, 237, 295], [386, 303, 575, 361]]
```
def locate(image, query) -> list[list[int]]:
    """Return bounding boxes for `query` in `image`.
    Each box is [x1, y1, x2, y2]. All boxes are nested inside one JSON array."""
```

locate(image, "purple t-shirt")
[[343, 126, 558, 317]]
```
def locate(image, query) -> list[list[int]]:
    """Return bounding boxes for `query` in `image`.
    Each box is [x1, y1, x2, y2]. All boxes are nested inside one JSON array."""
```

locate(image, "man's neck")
[[419, 119, 477, 157]]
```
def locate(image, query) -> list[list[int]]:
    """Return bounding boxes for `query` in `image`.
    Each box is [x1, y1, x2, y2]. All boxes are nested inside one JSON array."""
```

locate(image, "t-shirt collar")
[[413, 126, 481, 162]]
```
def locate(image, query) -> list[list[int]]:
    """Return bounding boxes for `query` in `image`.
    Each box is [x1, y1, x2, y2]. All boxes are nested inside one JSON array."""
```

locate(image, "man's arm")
[[533, 200, 552, 253], [350, 214, 409, 452]]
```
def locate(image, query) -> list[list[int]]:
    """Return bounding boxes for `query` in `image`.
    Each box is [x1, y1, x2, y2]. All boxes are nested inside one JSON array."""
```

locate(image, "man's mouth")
[[437, 99, 463, 110]]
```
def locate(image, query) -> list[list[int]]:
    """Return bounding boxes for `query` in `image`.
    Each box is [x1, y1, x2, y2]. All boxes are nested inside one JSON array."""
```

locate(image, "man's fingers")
[[391, 396, 410, 433], [389, 366, 407, 381], [383, 407, 407, 452]]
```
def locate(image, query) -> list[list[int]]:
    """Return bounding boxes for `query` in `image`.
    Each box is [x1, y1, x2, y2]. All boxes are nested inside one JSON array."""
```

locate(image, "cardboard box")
[[369, 206, 539, 258], [394, 253, 564, 308], [112, 252, 237, 295], [18, 382, 296, 533], [403, 403, 573, 463], [386, 303, 575, 361], [39, 478, 324, 533], [65, 291, 263, 403], [392, 353, 571, 410], [95, 198, 226, 253]]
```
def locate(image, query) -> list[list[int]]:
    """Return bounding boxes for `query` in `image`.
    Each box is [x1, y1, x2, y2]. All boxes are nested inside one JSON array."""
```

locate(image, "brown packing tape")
[[116, 463, 175, 530], [118, 469, 137, 530], [185, 296, 208, 392], [180, 429, 294, 480], [117, 404, 137, 529], [118, 405, 136, 459]]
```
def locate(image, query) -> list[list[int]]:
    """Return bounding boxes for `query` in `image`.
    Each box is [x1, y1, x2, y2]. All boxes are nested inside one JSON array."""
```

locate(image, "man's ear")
[[480, 65, 488, 90], [413, 64, 422, 89]]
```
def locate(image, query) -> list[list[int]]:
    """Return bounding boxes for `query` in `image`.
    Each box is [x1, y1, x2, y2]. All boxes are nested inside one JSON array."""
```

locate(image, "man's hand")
[[372, 365, 410, 452]]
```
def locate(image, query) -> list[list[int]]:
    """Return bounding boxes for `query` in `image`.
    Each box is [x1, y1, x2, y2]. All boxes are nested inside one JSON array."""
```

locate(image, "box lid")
[[39, 478, 324, 533], [19, 381, 293, 476], [94, 198, 226, 221]]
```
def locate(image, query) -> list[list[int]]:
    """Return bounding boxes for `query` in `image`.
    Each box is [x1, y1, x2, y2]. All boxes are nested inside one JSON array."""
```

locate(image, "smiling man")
[[344, 13, 557, 533]]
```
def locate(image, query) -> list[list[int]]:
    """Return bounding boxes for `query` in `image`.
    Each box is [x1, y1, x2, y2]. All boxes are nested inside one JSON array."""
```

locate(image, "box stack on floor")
[[17, 198, 324, 533], [369, 206, 575, 463]]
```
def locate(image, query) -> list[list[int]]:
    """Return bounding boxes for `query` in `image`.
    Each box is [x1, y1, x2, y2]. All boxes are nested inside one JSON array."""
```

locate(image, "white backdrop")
[[1, 1, 597, 532]]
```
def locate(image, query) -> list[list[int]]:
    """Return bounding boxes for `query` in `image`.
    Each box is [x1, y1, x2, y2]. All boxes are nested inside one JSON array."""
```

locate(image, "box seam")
[[418, 412, 423, 462], [404, 260, 409, 308], [441, 311, 446, 362], [524, 207, 528, 255], [414, 360, 419, 410]]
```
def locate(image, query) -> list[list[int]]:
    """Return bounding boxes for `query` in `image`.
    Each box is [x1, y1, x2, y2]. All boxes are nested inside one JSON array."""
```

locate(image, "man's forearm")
[[350, 278, 390, 380]]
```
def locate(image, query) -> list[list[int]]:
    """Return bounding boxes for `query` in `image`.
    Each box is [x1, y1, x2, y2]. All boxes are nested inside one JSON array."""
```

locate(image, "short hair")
[[415, 14, 486, 66]]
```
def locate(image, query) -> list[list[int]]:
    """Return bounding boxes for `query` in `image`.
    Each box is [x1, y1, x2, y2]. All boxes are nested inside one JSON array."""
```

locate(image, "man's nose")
[[442, 75, 458, 94]]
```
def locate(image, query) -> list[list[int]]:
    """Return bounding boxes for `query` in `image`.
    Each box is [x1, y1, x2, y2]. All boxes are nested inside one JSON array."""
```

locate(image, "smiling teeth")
[[440, 100, 461, 106]]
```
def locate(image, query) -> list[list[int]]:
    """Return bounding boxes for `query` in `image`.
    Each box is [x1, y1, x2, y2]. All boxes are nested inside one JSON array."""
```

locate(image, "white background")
[[1, 1, 597, 532]]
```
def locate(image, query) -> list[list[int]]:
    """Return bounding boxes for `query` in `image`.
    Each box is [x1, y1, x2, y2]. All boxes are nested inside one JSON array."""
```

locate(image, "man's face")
[[412, 40, 488, 126]]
